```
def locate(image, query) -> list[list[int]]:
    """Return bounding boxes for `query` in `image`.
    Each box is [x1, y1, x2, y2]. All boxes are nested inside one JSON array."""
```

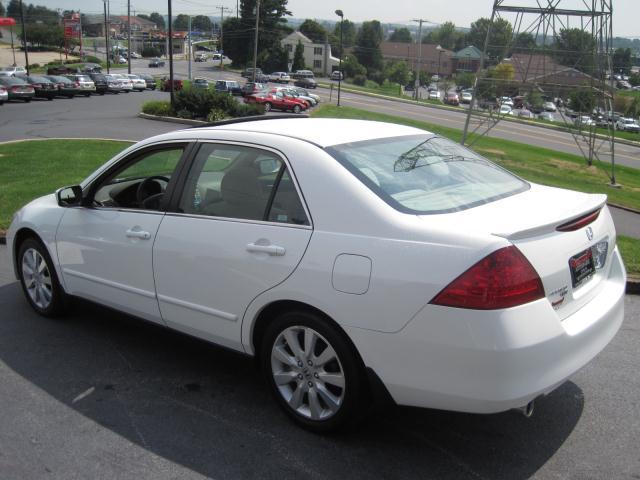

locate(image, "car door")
[[153, 142, 313, 351], [56, 143, 190, 324]]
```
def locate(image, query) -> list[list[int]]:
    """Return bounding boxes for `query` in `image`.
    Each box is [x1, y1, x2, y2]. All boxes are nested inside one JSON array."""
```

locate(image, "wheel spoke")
[[303, 328, 317, 360], [316, 383, 341, 413], [288, 383, 304, 410], [272, 345, 297, 368], [37, 256, 47, 273], [273, 370, 297, 386], [308, 388, 323, 420], [283, 329, 304, 360], [41, 275, 52, 286], [22, 263, 34, 276], [318, 372, 345, 388], [39, 285, 52, 303], [313, 344, 337, 367]]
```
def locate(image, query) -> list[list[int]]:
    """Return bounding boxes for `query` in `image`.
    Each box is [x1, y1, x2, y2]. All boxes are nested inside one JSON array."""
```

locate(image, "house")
[[505, 53, 597, 87], [281, 31, 340, 76], [380, 42, 455, 76], [453, 45, 482, 73]]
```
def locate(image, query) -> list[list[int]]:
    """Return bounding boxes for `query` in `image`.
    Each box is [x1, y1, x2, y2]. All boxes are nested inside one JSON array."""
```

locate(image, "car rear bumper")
[[346, 247, 626, 413]]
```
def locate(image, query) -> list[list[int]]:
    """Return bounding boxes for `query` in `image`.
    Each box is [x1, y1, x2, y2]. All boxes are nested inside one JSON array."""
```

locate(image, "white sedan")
[[7, 118, 625, 432]]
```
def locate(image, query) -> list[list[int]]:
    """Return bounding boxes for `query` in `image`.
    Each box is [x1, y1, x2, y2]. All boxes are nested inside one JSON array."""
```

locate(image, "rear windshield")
[[326, 135, 529, 214]]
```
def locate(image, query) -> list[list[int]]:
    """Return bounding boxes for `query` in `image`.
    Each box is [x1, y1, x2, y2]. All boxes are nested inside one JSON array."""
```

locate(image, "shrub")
[[142, 100, 172, 116], [28, 63, 40, 69], [352, 74, 367, 86], [83, 55, 101, 64], [207, 108, 227, 122], [229, 102, 265, 117], [142, 46, 161, 58], [173, 89, 237, 119], [176, 109, 193, 119]]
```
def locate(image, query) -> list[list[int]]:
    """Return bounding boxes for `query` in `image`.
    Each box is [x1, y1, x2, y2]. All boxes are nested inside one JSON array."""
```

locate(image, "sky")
[[24, 0, 640, 37]]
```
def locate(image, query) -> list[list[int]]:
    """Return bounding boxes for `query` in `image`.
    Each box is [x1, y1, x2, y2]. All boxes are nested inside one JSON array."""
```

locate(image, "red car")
[[444, 92, 460, 106], [161, 79, 184, 92], [244, 90, 308, 113]]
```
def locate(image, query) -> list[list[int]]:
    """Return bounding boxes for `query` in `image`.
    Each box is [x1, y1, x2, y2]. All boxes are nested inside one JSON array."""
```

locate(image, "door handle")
[[126, 229, 151, 240], [246, 243, 286, 256]]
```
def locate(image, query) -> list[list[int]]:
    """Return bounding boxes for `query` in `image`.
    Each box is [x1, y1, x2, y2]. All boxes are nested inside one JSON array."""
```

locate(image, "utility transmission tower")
[[216, 5, 233, 69], [461, 0, 617, 185]]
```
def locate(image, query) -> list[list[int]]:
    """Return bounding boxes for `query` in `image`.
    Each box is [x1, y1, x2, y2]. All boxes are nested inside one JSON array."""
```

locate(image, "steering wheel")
[[136, 175, 169, 209]]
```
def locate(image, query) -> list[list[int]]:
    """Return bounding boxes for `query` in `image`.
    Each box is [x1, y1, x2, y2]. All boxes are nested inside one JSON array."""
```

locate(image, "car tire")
[[47, 97, 53, 101], [260, 310, 366, 432], [293, 104, 301, 114], [264, 102, 272, 112], [67, 94, 74, 99], [18, 238, 67, 318], [24, 98, 31, 103]]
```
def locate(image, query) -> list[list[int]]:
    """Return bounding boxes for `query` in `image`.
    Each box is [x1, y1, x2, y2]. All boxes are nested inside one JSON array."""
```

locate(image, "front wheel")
[[263, 102, 272, 112], [18, 238, 67, 317], [292, 104, 301, 114], [261, 310, 366, 432]]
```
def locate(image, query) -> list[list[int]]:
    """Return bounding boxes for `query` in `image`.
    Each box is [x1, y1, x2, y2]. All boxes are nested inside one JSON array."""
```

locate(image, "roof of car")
[[177, 118, 431, 148]]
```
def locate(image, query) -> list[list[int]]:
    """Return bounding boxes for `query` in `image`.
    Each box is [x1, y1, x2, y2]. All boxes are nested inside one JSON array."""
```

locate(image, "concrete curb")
[[316, 83, 640, 149], [138, 112, 206, 126]]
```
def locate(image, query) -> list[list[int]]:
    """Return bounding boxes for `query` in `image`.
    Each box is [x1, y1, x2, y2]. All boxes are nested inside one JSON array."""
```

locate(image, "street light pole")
[[168, 0, 175, 107], [436, 45, 443, 91], [103, 0, 110, 73], [127, 0, 131, 74], [335, 9, 343, 107], [413, 19, 426, 101], [10, 24, 16, 66], [251, 0, 261, 83], [19, 0, 29, 75]]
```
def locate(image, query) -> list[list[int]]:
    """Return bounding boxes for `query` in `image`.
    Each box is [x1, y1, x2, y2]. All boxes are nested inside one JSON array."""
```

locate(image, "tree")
[[354, 20, 384, 72], [513, 32, 536, 51], [261, 42, 288, 72], [553, 28, 596, 74], [0, 2, 5, 16], [148, 12, 165, 30], [569, 88, 596, 113], [192, 15, 213, 32], [292, 40, 305, 70], [331, 19, 356, 57], [173, 14, 189, 30], [456, 72, 475, 89], [342, 54, 366, 78], [222, 0, 291, 67], [6, 0, 21, 18], [612, 48, 633, 75], [467, 17, 513, 62], [299, 19, 326, 43], [25, 4, 58, 24], [491, 63, 515, 82], [385, 60, 410, 85], [389, 27, 412, 43], [423, 22, 463, 50]]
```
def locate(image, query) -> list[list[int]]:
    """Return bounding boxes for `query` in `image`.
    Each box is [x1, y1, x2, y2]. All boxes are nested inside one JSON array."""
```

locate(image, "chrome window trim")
[[164, 211, 312, 230]]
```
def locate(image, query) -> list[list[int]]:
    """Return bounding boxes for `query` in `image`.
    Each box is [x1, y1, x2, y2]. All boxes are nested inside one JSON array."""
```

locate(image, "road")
[[0, 246, 638, 480]]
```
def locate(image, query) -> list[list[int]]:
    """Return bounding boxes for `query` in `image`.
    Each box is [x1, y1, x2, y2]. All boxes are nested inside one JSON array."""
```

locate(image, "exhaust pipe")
[[515, 400, 535, 418]]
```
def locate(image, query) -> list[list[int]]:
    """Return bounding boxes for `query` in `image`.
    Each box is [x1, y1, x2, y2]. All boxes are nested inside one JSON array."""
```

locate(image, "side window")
[[93, 147, 184, 210], [178, 143, 309, 225]]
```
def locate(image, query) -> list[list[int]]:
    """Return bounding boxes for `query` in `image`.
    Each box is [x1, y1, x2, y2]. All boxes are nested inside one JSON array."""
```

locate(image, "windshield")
[[326, 134, 529, 214]]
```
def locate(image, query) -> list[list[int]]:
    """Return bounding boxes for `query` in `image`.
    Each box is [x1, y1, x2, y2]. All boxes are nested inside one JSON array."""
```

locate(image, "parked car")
[[82, 63, 102, 74], [136, 74, 157, 90], [161, 78, 183, 92], [194, 52, 207, 62], [499, 96, 514, 107], [245, 90, 307, 113], [290, 86, 319, 104], [575, 115, 594, 127], [148, 58, 165, 68], [65, 74, 97, 97], [330, 71, 344, 81], [0, 85, 8, 104], [214, 80, 242, 95], [43, 75, 81, 98], [101, 74, 122, 94], [291, 70, 314, 79], [616, 117, 640, 133], [130, 52, 142, 59], [241, 67, 263, 79], [7, 117, 625, 433], [499, 104, 513, 115], [428, 90, 440, 101], [460, 91, 473, 104], [192, 78, 210, 89], [294, 76, 317, 89], [23, 75, 58, 100], [109, 74, 134, 92], [0, 66, 27, 77], [125, 74, 147, 91], [517, 109, 535, 119], [538, 112, 555, 122], [0, 76, 35, 101], [543, 101, 557, 112], [275, 87, 316, 108], [444, 92, 460, 106], [211, 53, 232, 65], [88, 73, 109, 95], [269, 72, 291, 84], [241, 82, 265, 97]]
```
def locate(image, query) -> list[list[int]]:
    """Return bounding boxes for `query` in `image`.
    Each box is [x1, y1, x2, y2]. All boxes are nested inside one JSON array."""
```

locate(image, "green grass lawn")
[[618, 235, 640, 278], [0, 140, 131, 229]]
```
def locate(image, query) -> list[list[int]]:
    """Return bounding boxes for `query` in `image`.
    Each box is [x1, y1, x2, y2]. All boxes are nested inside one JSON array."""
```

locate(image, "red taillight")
[[430, 246, 545, 310], [75, 81, 80, 87], [556, 208, 601, 232]]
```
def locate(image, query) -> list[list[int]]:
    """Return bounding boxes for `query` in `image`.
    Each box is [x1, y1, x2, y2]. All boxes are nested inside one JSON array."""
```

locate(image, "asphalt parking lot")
[[0, 244, 639, 479]]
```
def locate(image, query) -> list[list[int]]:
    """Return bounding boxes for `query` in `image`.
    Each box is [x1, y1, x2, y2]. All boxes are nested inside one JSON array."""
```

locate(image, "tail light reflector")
[[430, 246, 545, 310]]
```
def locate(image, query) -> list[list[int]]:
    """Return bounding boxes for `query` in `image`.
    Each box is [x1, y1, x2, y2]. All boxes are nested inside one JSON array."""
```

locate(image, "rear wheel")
[[292, 104, 301, 114], [261, 310, 366, 432], [264, 102, 272, 112], [18, 238, 67, 317]]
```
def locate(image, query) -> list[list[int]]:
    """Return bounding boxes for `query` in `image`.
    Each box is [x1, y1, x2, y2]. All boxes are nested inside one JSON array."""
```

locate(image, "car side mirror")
[[56, 185, 83, 207]]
